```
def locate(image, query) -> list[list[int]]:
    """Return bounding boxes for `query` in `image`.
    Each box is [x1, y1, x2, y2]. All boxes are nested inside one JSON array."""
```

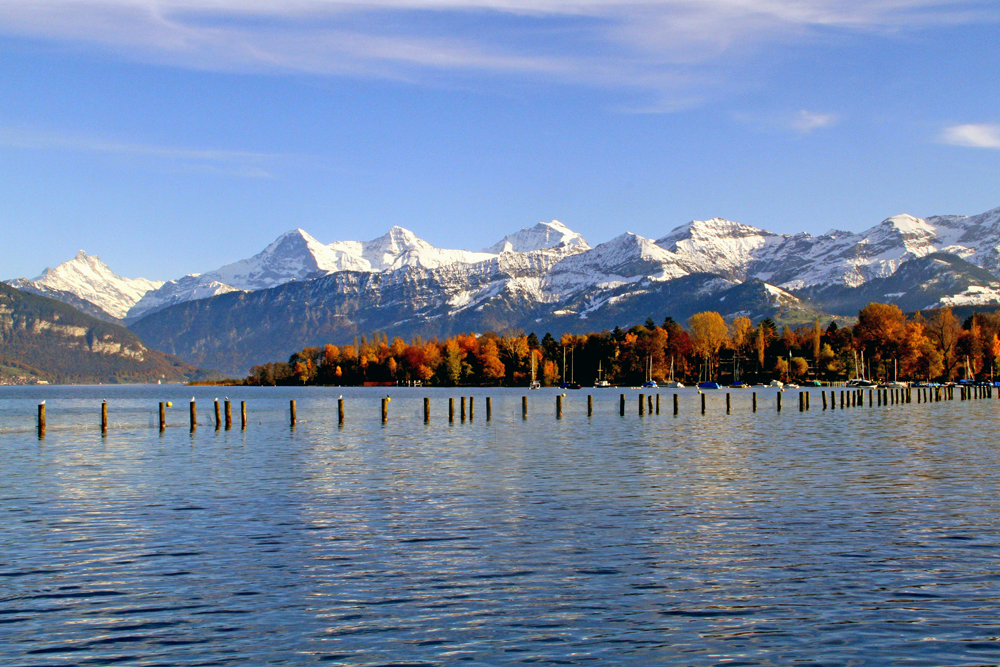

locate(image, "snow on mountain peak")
[[485, 220, 589, 254], [18, 250, 164, 319], [655, 218, 784, 281]]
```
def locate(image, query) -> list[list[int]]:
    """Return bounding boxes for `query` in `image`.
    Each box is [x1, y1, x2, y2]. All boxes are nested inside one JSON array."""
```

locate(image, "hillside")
[[0, 283, 215, 384]]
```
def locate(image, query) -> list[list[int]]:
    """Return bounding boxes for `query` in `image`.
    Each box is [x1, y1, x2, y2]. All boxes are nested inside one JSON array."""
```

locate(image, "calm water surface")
[[2, 385, 1000, 665]]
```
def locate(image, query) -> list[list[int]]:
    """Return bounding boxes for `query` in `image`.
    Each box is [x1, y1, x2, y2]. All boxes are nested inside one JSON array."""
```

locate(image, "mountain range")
[[9, 208, 1000, 375]]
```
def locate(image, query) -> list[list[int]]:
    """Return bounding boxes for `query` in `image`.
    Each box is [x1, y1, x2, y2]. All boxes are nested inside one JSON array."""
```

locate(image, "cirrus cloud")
[[940, 124, 1000, 149], [0, 0, 996, 101]]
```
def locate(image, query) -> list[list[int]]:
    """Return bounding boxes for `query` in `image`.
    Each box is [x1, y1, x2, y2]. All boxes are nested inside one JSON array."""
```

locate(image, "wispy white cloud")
[[0, 127, 280, 177], [790, 110, 839, 133], [0, 1, 995, 99], [940, 123, 1000, 149]]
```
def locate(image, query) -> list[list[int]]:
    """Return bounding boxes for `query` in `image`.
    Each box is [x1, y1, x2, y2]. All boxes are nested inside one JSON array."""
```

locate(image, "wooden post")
[[469, 396, 475, 421], [225, 400, 232, 430], [336, 398, 343, 426], [522, 396, 528, 419], [381, 397, 388, 423], [38, 402, 46, 438], [701, 392, 706, 414], [752, 391, 757, 412], [726, 392, 731, 413], [776, 391, 782, 412], [214, 399, 221, 430], [424, 397, 430, 423], [159, 402, 166, 431], [674, 393, 680, 415], [830, 390, 835, 409], [101, 401, 108, 434], [647, 394, 653, 414], [486, 396, 492, 421], [638, 394, 645, 416], [869, 389, 873, 407], [806, 392, 810, 410], [655, 393, 660, 415], [557, 394, 563, 419], [190, 400, 197, 431], [799, 392, 804, 411], [461, 396, 467, 421], [822, 391, 828, 410], [840, 391, 844, 409], [449, 397, 455, 422], [620, 393, 625, 416], [587, 394, 593, 417], [290, 399, 297, 427]]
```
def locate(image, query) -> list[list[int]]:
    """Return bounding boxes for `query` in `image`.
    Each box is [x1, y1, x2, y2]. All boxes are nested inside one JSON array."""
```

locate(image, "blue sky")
[[1, 0, 999, 281]]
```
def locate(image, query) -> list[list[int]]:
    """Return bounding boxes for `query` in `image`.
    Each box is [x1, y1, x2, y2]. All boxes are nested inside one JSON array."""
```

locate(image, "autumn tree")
[[925, 308, 961, 380], [689, 311, 728, 376]]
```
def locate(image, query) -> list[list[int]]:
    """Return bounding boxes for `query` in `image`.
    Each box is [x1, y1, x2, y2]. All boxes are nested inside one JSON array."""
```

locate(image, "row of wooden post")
[[32, 384, 995, 436]]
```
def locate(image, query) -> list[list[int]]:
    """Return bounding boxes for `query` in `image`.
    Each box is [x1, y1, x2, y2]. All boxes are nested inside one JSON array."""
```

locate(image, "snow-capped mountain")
[[16, 203, 1000, 372], [485, 220, 589, 254], [7, 251, 162, 320], [129, 226, 507, 320]]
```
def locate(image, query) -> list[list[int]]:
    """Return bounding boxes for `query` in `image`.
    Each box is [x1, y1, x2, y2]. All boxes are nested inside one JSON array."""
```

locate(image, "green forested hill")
[[0, 283, 215, 383]]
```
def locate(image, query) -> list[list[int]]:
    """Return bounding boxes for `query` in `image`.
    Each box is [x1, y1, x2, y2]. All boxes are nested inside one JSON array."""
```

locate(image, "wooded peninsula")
[[245, 303, 996, 387]]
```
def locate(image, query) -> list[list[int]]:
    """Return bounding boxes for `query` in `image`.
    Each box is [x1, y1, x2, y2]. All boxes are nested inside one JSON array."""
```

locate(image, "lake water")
[[2, 385, 1000, 666]]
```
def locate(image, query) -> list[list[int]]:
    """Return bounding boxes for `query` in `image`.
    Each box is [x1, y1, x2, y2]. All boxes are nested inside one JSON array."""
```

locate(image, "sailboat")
[[697, 357, 721, 389], [664, 357, 684, 388], [594, 360, 612, 388], [529, 352, 541, 390], [559, 347, 581, 389], [729, 358, 747, 388], [642, 356, 658, 388], [847, 349, 874, 387], [879, 358, 907, 388]]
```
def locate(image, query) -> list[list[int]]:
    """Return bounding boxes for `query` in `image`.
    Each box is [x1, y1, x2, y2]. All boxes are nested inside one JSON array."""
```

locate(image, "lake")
[[2, 385, 1000, 665]]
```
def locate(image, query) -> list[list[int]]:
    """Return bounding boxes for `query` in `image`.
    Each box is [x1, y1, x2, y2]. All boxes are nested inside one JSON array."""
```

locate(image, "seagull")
[[338, 395, 343, 400], [40, 400, 45, 405]]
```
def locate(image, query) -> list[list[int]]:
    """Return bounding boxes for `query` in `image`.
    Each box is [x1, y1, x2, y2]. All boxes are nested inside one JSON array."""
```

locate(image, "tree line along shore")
[[242, 303, 994, 388]]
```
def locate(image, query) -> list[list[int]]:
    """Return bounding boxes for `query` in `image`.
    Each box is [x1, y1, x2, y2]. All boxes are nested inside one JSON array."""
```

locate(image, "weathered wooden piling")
[[701, 392, 706, 414], [840, 391, 845, 409], [620, 393, 625, 416], [38, 402, 46, 437], [777, 391, 782, 412], [639, 394, 645, 416], [449, 397, 455, 422], [588, 394, 594, 417], [424, 397, 431, 423], [806, 392, 811, 410], [290, 399, 297, 427], [752, 391, 757, 412], [101, 401, 108, 434], [381, 397, 388, 423], [822, 391, 828, 409], [674, 393, 680, 415], [214, 399, 221, 430], [225, 400, 232, 430], [557, 394, 564, 419], [469, 396, 475, 421], [799, 392, 805, 411], [336, 398, 342, 426], [655, 394, 660, 415], [648, 394, 653, 414], [159, 402, 166, 431], [726, 392, 731, 413], [486, 396, 492, 421], [190, 400, 197, 431], [461, 396, 467, 421], [522, 396, 528, 419]]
